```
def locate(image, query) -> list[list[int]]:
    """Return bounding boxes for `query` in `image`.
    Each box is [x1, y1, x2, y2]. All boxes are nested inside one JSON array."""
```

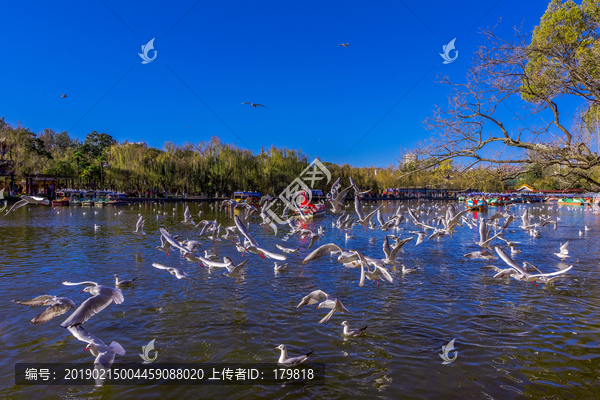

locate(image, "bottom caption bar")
[[15, 363, 326, 385]]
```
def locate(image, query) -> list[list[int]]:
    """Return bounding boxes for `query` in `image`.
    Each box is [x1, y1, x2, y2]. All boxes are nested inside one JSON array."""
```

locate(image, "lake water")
[[1, 200, 600, 399]]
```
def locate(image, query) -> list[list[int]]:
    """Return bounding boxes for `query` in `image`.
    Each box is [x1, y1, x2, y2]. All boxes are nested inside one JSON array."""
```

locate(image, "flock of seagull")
[[7, 179, 589, 383]]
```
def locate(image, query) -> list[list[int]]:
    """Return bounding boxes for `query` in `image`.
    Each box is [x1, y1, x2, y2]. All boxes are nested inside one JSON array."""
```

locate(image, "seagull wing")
[[5, 199, 27, 215], [479, 219, 488, 242], [159, 228, 189, 253], [333, 186, 352, 204], [13, 295, 54, 306], [67, 325, 105, 346], [375, 265, 393, 283], [407, 207, 420, 223], [32, 302, 73, 324], [494, 247, 527, 274], [363, 205, 383, 223], [297, 290, 329, 308], [349, 177, 360, 194], [234, 215, 258, 247], [382, 236, 391, 259], [531, 265, 574, 278], [60, 293, 115, 327], [389, 237, 413, 259], [257, 247, 287, 261], [135, 215, 144, 230], [356, 251, 369, 287], [229, 259, 250, 274], [354, 197, 365, 220], [63, 281, 98, 287], [307, 234, 321, 250], [319, 302, 339, 324], [302, 243, 343, 264]]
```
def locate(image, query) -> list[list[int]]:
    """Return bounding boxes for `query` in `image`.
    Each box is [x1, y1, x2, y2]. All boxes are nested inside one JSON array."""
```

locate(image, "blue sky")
[[1, 0, 558, 167]]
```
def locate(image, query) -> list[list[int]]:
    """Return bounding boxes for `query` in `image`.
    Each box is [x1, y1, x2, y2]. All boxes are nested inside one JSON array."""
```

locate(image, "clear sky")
[[1, 0, 556, 167]]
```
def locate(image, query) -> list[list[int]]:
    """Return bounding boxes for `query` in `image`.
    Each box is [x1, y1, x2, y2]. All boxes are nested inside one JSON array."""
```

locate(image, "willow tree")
[[419, 0, 600, 189]]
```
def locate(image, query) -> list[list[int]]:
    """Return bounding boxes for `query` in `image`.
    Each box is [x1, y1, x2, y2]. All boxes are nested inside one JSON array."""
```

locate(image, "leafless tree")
[[411, 16, 600, 189]]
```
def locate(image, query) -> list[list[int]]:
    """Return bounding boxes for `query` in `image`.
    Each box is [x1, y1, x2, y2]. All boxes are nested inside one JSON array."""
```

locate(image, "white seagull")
[[13, 295, 76, 324], [234, 216, 287, 260], [4, 195, 50, 215], [152, 263, 189, 279], [554, 241, 569, 258], [133, 215, 146, 236], [67, 325, 126, 386], [297, 290, 349, 324], [494, 247, 574, 286], [341, 320, 368, 337], [354, 198, 382, 230], [60, 281, 124, 327], [276, 344, 313, 367]]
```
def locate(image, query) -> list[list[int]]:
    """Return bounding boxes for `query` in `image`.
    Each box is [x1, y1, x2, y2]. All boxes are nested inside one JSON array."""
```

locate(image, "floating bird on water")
[[276, 344, 313, 367], [274, 262, 289, 272], [114, 274, 137, 286], [399, 264, 417, 274], [341, 321, 367, 337]]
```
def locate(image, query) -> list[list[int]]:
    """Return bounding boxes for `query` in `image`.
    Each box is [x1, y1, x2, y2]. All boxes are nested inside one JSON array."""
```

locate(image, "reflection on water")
[[1, 201, 600, 399]]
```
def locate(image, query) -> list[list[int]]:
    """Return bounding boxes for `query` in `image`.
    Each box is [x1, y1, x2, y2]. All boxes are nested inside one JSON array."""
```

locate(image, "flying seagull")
[[67, 325, 125, 387], [60, 281, 124, 327], [494, 247, 574, 286], [339, 43, 350, 48], [61, 94, 67, 98], [297, 289, 349, 324], [13, 295, 76, 324], [152, 263, 189, 279], [241, 102, 268, 109], [4, 195, 50, 216]]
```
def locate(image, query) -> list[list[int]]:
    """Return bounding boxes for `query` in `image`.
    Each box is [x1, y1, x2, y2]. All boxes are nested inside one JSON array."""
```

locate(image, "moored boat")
[[81, 190, 96, 206], [70, 191, 83, 206], [234, 191, 261, 207], [294, 190, 327, 219], [94, 191, 110, 206], [558, 197, 585, 205], [467, 197, 488, 211], [106, 192, 127, 206], [51, 190, 71, 206]]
